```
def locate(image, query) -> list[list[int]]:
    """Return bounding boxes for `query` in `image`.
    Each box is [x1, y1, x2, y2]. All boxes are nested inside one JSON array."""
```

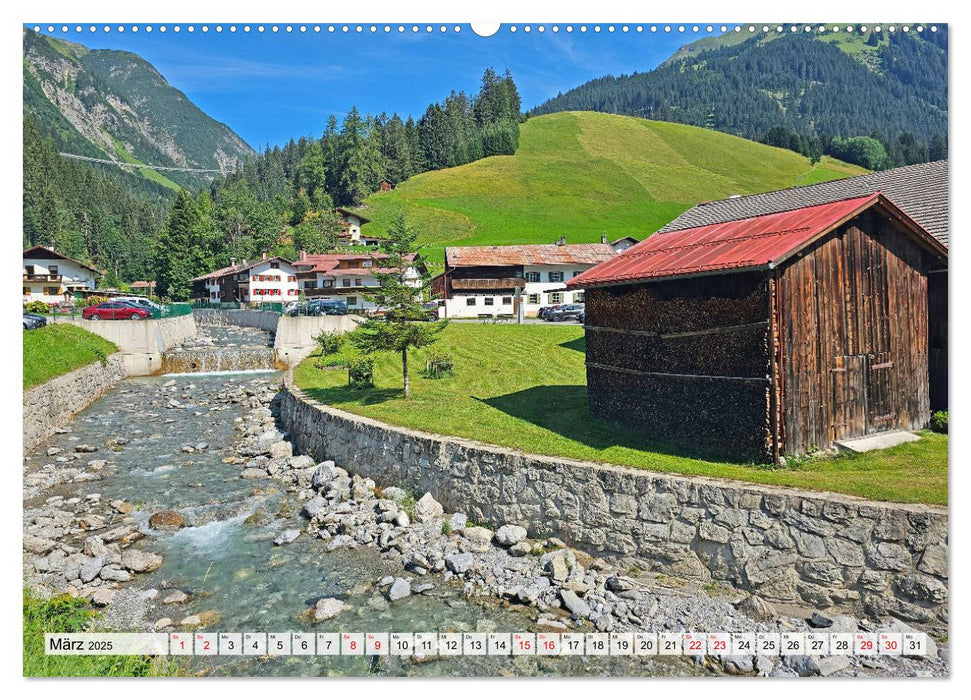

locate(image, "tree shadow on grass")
[[476, 384, 744, 465], [302, 386, 403, 407]]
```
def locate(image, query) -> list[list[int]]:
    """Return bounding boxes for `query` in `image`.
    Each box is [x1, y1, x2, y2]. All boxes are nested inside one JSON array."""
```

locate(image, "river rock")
[[313, 597, 350, 621], [463, 527, 492, 544], [270, 441, 293, 458], [414, 493, 444, 522], [446, 553, 474, 574], [560, 589, 591, 619], [74, 444, 98, 453], [311, 462, 338, 488], [99, 566, 132, 582], [494, 524, 528, 546], [23, 534, 58, 555], [79, 555, 105, 583], [509, 541, 532, 557], [149, 510, 186, 530], [154, 618, 174, 629], [737, 594, 778, 621], [388, 578, 411, 601], [90, 587, 116, 607], [394, 511, 410, 527], [121, 549, 164, 573], [818, 655, 852, 676], [274, 529, 301, 545], [163, 590, 189, 605], [303, 495, 327, 518], [381, 486, 406, 502], [448, 513, 468, 531]]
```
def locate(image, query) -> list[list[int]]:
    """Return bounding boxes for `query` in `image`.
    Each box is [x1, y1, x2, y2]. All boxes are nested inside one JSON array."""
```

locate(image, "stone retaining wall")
[[279, 382, 948, 627], [23, 353, 125, 452], [191, 309, 280, 332]]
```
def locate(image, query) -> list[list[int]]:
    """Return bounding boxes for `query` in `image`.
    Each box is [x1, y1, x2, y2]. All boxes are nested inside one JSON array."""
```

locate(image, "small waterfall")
[[160, 324, 280, 374], [160, 346, 280, 374]]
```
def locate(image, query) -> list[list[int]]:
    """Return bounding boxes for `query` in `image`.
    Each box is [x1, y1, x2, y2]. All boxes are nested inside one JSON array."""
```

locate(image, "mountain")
[[23, 28, 255, 193], [530, 28, 947, 168], [350, 111, 865, 264]]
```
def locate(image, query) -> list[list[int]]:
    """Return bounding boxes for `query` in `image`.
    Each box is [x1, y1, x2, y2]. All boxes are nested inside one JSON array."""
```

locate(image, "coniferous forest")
[[23, 67, 522, 299], [531, 29, 948, 170]]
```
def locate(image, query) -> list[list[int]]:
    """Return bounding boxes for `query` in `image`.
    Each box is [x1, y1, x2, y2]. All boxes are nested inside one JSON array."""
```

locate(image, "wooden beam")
[[585, 361, 770, 385], [584, 321, 768, 340]]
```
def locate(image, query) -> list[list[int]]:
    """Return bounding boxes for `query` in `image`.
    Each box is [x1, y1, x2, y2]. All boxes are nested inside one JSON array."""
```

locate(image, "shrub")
[[347, 357, 374, 388], [24, 300, 49, 314], [313, 330, 348, 369], [930, 411, 948, 433], [423, 352, 455, 379]]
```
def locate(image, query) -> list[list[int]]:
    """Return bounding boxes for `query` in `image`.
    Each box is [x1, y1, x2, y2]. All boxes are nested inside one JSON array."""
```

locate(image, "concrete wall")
[[192, 309, 280, 332], [52, 315, 197, 375], [274, 315, 363, 366], [23, 353, 125, 452], [279, 382, 949, 628]]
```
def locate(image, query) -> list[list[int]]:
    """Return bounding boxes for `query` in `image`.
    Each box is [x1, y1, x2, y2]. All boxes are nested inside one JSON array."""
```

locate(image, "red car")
[[82, 301, 151, 320]]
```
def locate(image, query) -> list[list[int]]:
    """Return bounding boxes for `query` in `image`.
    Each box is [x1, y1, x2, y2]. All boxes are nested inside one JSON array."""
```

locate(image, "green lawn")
[[23, 590, 178, 677], [294, 324, 947, 505], [353, 112, 865, 265], [23, 324, 118, 390]]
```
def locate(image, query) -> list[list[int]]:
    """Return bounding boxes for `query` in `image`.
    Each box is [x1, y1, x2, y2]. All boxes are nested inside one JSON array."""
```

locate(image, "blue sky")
[[31, 24, 710, 149]]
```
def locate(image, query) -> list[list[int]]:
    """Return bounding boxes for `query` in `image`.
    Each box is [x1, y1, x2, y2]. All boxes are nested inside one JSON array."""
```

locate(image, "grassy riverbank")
[[23, 590, 178, 677], [294, 323, 947, 505], [23, 324, 117, 390]]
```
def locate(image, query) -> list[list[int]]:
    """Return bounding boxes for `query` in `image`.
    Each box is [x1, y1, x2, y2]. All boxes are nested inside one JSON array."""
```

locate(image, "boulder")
[[303, 495, 327, 518], [449, 513, 468, 532], [269, 441, 293, 459], [445, 552, 474, 574], [149, 510, 186, 530], [90, 587, 116, 607], [494, 524, 528, 547], [79, 555, 105, 583], [313, 597, 350, 621], [311, 462, 338, 488], [509, 541, 532, 557], [560, 589, 591, 619], [388, 578, 411, 601], [163, 590, 189, 605], [121, 549, 164, 573], [463, 526, 492, 544], [274, 529, 301, 546], [414, 493, 444, 522]]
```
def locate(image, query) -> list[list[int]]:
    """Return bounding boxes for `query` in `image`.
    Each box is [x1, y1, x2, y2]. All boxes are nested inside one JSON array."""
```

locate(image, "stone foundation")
[[279, 381, 948, 628]]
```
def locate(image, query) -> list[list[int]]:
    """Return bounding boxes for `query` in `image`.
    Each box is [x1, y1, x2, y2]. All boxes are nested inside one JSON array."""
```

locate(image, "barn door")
[[866, 352, 896, 433], [832, 355, 867, 441]]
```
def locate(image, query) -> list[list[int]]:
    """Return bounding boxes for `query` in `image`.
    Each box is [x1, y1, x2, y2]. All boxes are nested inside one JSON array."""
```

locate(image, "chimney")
[[261, 251, 268, 260], [230, 257, 237, 267], [299, 249, 307, 261], [601, 233, 608, 244]]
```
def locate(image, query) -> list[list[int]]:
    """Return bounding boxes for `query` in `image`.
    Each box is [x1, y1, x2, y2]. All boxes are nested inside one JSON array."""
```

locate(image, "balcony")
[[450, 277, 526, 291], [304, 286, 373, 297], [23, 274, 62, 283]]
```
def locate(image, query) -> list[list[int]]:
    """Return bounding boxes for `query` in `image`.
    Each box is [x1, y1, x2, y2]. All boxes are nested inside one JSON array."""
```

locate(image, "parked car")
[[538, 304, 562, 320], [82, 301, 152, 320], [422, 301, 442, 321], [548, 304, 585, 322], [115, 296, 159, 312], [23, 312, 47, 330]]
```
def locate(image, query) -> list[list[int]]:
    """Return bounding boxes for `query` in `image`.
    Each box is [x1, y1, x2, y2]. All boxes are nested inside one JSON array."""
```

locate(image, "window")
[[502, 296, 513, 305], [270, 262, 280, 269], [211, 291, 217, 299], [342, 279, 351, 287], [484, 297, 495, 306], [49, 265, 58, 276], [575, 292, 585, 303], [527, 294, 540, 304], [347, 296, 357, 306], [525, 271, 540, 283], [354, 278, 362, 287], [362, 260, 373, 268], [304, 281, 316, 290], [572, 270, 582, 278], [25, 265, 35, 275], [45, 287, 59, 296], [549, 292, 563, 304], [466, 297, 477, 306], [549, 271, 564, 283], [23, 287, 30, 296]]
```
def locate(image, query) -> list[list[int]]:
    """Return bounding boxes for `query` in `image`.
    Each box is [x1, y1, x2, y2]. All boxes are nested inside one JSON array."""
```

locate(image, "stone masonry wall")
[[280, 382, 949, 628], [23, 353, 125, 452]]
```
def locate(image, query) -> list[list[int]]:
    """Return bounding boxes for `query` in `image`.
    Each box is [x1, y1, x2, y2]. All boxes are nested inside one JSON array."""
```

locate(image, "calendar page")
[[19, 4, 950, 687]]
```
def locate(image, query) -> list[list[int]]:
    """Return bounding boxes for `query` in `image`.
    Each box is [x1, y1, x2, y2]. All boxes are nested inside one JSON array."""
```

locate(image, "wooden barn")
[[568, 193, 948, 462]]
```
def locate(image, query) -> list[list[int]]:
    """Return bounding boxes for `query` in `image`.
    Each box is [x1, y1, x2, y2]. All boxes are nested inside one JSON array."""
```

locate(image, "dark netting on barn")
[[584, 272, 769, 334], [585, 325, 769, 377], [586, 366, 771, 461]]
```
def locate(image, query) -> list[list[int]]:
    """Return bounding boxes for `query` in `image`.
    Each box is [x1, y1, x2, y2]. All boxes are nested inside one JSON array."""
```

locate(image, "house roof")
[[568, 194, 946, 289], [660, 160, 949, 245], [129, 280, 154, 288], [192, 257, 294, 282], [295, 252, 418, 275], [336, 207, 371, 225], [611, 236, 640, 245], [23, 245, 101, 274], [446, 243, 617, 268]]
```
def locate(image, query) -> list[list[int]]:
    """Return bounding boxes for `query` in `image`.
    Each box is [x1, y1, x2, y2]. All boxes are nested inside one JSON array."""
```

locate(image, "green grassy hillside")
[[352, 112, 864, 263]]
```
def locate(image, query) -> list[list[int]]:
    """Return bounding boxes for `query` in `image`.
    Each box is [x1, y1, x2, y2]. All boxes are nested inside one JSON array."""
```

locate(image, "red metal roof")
[[446, 243, 616, 268], [568, 194, 892, 288]]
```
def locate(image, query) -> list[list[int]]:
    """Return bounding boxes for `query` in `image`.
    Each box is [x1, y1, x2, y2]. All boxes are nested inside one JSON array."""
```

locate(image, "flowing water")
[[159, 325, 281, 374], [24, 325, 700, 677]]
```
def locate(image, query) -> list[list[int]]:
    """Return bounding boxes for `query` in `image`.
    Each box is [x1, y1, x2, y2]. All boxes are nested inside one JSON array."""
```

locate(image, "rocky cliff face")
[[23, 28, 254, 190]]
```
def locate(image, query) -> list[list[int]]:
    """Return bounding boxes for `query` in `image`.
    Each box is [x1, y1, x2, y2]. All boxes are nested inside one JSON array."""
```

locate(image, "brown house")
[[568, 193, 947, 462]]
